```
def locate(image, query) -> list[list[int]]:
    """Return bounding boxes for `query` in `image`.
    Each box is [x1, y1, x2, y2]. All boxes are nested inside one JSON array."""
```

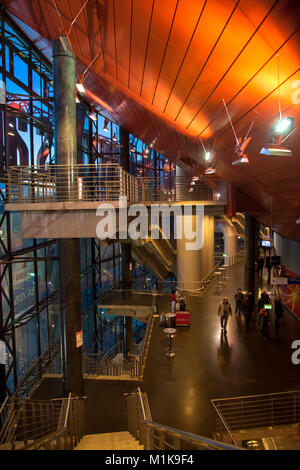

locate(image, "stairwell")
[[74, 431, 143, 450]]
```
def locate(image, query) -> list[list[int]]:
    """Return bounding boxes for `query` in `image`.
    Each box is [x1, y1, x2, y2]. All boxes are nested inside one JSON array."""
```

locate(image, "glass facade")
[[0, 12, 174, 394]]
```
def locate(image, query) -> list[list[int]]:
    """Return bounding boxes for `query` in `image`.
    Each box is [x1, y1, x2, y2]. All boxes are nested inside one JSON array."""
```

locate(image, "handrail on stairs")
[[125, 387, 243, 450]]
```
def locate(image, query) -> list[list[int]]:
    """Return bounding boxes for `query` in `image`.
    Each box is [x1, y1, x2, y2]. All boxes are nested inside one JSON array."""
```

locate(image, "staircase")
[[74, 431, 144, 450]]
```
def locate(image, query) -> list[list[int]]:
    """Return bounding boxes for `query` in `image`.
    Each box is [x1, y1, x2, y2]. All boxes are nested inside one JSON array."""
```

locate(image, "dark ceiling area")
[[3, 0, 300, 241]]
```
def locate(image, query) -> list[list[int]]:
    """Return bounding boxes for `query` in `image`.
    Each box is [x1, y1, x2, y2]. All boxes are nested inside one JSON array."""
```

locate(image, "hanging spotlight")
[[112, 133, 118, 142], [75, 95, 80, 104], [260, 144, 292, 157], [76, 78, 85, 94], [260, 116, 295, 157], [205, 151, 211, 161], [103, 118, 109, 132], [273, 117, 294, 134], [205, 167, 216, 175], [88, 108, 97, 121]]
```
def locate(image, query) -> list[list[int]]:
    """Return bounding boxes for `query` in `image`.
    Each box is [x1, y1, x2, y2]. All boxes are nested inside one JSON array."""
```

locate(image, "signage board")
[[271, 278, 288, 285], [75, 330, 83, 348]]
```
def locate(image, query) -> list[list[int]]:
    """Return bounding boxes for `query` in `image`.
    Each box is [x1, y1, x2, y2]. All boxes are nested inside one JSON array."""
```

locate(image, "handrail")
[[0, 394, 86, 450], [210, 400, 239, 447], [125, 387, 242, 450], [211, 390, 300, 437], [63, 393, 72, 429], [4, 164, 227, 204]]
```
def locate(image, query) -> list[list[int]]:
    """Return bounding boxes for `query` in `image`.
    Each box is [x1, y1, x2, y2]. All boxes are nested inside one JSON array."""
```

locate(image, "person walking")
[[274, 295, 284, 330], [257, 257, 264, 276], [234, 288, 244, 318], [243, 294, 254, 330], [257, 290, 271, 312], [171, 290, 177, 313], [258, 306, 270, 339], [218, 297, 232, 334]]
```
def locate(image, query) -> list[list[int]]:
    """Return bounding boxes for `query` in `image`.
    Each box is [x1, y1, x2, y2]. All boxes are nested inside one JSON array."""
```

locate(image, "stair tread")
[[74, 432, 144, 450]]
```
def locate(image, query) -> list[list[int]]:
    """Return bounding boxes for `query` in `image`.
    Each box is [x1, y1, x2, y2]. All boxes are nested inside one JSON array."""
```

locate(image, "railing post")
[[7, 169, 11, 202]]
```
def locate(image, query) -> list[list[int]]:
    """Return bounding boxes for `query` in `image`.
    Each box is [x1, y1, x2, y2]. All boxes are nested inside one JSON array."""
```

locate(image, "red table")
[[175, 311, 190, 326]]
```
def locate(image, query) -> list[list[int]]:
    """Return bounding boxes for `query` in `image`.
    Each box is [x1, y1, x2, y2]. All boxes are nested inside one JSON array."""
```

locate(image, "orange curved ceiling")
[[3, 0, 300, 241]]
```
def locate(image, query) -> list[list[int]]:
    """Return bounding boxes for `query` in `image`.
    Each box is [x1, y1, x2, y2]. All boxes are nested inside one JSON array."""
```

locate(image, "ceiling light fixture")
[[76, 79, 85, 94], [103, 118, 109, 132], [205, 167, 216, 175], [89, 108, 97, 121]]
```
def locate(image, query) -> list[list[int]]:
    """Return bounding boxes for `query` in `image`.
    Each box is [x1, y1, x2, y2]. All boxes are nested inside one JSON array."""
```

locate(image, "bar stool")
[[215, 271, 223, 289], [165, 313, 176, 328], [219, 266, 226, 282], [223, 264, 229, 280], [163, 327, 176, 357]]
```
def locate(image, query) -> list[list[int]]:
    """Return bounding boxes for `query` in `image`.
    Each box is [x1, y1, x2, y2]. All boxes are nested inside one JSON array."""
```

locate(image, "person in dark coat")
[[257, 290, 270, 312], [257, 257, 264, 276], [243, 293, 254, 330], [258, 306, 270, 339], [234, 288, 244, 318], [274, 295, 284, 329]]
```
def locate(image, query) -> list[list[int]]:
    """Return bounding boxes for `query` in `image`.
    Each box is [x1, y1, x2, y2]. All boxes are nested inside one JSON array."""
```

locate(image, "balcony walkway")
[[142, 263, 300, 438]]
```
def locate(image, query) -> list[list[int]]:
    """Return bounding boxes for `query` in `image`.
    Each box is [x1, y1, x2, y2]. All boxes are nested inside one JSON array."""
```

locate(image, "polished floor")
[[142, 264, 300, 438], [33, 263, 300, 439]]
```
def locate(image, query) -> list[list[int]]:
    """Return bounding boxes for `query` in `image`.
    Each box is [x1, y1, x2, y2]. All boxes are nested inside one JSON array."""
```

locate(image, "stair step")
[[74, 431, 144, 450]]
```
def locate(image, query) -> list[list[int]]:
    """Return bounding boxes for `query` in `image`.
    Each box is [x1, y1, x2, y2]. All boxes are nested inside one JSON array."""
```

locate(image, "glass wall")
[[0, 12, 175, 394]]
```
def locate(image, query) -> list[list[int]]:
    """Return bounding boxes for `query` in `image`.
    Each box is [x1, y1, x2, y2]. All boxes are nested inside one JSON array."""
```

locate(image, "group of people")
[[217, 289, 284, 338]]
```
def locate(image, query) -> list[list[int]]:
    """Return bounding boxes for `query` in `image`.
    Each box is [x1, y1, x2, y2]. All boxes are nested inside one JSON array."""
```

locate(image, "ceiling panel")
[[3, 0, 300, 241]]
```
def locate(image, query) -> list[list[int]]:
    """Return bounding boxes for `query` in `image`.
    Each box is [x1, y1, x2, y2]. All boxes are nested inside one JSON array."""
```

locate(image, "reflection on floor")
[[142, 263, 300, 440], [33, 263, 300, 447]]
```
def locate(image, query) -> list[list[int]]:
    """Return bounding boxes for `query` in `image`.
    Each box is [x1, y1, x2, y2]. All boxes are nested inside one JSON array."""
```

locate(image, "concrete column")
[[244, 213, 258, 295], [176, 213, 214, 289], [53, 37, 83, 397], [119, 127, 133, 356], [215, 220, 238, 265]]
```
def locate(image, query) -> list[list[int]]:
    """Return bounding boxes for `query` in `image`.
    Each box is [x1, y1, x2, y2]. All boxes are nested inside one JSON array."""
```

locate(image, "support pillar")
[[119, 127, 133, 356], [215, 220, 238, 266], [176, 213, 214, 290], [244, 213, 258, 295], [53, 37, 83, 397]]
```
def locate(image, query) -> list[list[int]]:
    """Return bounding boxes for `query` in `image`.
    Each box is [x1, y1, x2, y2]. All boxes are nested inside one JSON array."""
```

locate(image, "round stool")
[[163, 327, 176, 357], [215, 271, 222, 288], [223, 264, 229, 280], [165, 313, 176, 328]]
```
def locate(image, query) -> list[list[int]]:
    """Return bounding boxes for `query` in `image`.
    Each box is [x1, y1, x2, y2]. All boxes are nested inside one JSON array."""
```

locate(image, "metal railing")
[[83, 314, 154, 380], [0, 393, 86, 450], [214, 251, 244, 267], [12, 341, 61, 399], [211, 390, 300, 443], [152, 262, 222, 296], [4, 164, 227, 204], [137, 176, 227, 203], [125, 388, 241, 450]]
